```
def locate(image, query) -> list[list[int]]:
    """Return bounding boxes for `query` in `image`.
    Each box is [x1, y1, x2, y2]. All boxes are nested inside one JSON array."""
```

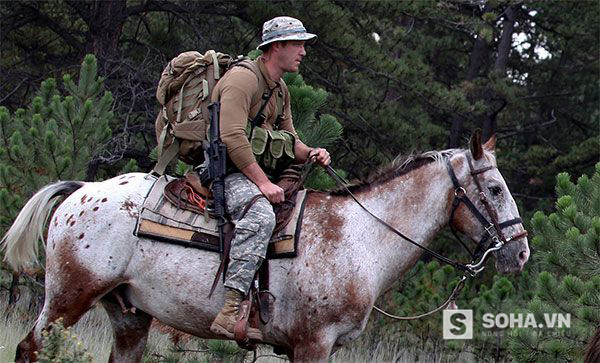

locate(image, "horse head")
[[448, 131, 529, 274]]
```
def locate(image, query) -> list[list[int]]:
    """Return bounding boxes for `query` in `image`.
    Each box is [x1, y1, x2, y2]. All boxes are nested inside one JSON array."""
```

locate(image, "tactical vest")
[[236, 66, 296, 177]]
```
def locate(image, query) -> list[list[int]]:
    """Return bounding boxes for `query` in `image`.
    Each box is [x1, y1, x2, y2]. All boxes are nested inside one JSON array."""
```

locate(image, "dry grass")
[[1, 288, 482, 363], [0, 290, 176, 363], [0, 301, 31, 363]]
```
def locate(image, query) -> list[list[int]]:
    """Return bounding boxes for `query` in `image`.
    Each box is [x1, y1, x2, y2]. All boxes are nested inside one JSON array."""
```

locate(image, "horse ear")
[[483, 134, 496, 153], [469, 129, 483, 160]]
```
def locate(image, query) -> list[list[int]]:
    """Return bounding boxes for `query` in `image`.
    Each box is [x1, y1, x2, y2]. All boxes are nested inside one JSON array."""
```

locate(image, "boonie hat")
[[257, 16, 317, 50]]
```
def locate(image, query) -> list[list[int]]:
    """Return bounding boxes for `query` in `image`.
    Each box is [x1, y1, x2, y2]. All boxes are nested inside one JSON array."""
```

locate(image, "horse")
[[2, 133, 529, 362]]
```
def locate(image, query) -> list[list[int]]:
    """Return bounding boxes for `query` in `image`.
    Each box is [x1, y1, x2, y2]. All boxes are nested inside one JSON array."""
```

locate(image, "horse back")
[[46, 173, 155, 283]]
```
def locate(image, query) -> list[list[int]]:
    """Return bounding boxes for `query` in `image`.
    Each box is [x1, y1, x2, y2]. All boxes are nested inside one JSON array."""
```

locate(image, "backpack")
[[153, 50, 263, 174]]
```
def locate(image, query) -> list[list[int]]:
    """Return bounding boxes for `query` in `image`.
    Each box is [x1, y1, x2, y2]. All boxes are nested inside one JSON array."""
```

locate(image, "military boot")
[[210, 288, 263, 342]]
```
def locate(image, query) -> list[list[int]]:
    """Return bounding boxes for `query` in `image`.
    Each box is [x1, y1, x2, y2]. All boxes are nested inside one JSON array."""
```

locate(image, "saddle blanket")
[[134, 175, 306, 258]]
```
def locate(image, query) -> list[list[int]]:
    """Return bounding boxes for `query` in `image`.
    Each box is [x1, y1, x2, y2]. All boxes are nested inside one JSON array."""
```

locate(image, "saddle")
[[135, 163, 311, 349], [162, 165, 305, 239], [164, 172, 213, 215]]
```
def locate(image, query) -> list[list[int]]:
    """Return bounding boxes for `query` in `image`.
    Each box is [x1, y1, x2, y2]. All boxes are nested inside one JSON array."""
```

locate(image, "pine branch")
[[18, 2, 84, 52]]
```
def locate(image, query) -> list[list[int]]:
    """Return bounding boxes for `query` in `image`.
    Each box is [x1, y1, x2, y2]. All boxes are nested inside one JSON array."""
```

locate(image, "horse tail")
[[1, 181, 84, 271]]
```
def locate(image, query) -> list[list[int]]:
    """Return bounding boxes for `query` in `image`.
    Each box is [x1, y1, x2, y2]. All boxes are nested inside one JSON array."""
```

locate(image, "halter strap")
[[466, 155, 507, 243], [471, 165, 495, 175], [325, 151, 527, 277], [445, 159, 492, 227], [445, 153, 528, 265]]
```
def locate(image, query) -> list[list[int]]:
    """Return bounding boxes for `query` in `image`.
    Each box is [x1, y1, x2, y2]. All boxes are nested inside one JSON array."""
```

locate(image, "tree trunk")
[[448, 36, 490, 148], [448, 5, 493, 148], [83, 0, 127, 62], [482, 5, 517, 142]]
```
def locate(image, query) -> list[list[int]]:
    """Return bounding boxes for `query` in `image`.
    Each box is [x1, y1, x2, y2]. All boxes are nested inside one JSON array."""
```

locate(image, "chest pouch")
[[249, 126, 296, 176]]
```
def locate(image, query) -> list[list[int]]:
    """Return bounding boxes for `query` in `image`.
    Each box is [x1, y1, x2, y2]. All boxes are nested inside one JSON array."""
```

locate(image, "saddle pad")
[[134, 175, 306, 258]]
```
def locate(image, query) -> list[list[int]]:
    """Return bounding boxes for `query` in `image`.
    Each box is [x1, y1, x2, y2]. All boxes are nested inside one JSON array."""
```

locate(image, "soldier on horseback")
[[209, 16, 331, 341]]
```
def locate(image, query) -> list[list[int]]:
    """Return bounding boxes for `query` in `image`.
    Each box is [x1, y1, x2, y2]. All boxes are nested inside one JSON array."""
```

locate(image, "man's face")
[[275, 40, 307, 73]]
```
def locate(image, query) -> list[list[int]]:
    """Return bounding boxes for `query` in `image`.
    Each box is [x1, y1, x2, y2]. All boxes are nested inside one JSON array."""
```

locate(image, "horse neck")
[[345, 160, 457, 294]]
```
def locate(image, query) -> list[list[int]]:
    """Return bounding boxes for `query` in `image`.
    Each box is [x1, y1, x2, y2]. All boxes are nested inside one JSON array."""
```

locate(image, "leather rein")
[[324, 152, 528, 320]]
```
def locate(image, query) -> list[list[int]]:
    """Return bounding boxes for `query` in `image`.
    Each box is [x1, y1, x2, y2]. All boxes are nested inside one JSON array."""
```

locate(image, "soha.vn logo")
[[443, 310, 570, 340], [443, 309, 473, 339], [482, 312, 571, 329]]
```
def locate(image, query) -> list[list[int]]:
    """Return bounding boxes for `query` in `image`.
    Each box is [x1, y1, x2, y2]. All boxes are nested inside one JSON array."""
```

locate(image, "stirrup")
[[234, 299, 259, 350]]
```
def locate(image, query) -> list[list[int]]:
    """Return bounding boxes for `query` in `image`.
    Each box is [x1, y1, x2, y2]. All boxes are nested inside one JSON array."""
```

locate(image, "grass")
[[0, 301, 31, 363], [1, 287, 492, 363], [0, 290, 114, 363]]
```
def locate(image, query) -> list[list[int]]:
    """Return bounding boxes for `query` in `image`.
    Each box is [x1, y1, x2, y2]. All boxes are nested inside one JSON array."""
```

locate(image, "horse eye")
[[489, 186, 502, 196]]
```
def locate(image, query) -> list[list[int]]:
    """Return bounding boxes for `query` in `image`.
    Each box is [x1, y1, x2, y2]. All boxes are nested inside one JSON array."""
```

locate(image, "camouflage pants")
[[223, 173, 275, 295]]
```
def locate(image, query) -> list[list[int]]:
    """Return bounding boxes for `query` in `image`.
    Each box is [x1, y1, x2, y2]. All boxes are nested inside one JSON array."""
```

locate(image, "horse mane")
[[330, 149, 460, 195]]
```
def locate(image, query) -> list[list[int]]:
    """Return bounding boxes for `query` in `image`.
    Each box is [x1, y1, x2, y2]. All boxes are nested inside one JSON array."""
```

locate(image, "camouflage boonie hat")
[[257, 16, 317, 50]]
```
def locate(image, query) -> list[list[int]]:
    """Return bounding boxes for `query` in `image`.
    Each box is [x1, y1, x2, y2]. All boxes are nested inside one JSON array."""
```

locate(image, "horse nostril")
[[519, 250, 529, 262]]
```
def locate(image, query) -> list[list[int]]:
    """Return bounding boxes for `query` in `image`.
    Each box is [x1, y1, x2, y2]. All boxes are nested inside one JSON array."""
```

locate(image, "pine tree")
[[283, 72, 343, 190], [0, 54, 113, 264], [469, 276, 519, 361], [509, 163, 600, 362]]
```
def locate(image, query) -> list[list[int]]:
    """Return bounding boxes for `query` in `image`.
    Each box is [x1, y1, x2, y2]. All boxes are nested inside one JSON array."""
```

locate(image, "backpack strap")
[[152, 110, 180, 176], [233, 60, 275, 139], [249, 89, 274, 139], [152, 137, 179, 176], [233, 60, 266, 105]]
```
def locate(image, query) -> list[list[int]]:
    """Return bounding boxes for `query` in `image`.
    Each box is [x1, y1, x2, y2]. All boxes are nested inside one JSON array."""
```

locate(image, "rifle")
[[201, 102, 227, 261], [203, 102, 230, 298]]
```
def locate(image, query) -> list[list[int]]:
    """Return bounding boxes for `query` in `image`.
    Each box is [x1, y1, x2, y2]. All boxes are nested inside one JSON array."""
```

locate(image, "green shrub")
[[37, 318, 93, 363]]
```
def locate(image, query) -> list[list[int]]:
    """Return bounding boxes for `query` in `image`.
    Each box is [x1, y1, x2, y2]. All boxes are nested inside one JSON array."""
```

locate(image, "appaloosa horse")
[[2, 134, 529, 362]]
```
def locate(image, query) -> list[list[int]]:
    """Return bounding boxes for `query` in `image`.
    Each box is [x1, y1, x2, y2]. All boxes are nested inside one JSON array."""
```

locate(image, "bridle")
[[325, 151, 528, 277], [445, 153, 528, 275]]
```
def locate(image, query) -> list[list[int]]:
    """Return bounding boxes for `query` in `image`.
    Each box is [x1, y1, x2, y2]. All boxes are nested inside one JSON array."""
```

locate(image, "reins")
[[323, 151, 528, 320], [324, 164, 473, 274], [372, 275, 467, 320]]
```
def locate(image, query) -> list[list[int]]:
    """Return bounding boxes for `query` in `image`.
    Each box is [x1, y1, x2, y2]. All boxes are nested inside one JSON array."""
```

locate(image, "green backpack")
[[152, 50, 296, 176], [153, 50, 262, 174]]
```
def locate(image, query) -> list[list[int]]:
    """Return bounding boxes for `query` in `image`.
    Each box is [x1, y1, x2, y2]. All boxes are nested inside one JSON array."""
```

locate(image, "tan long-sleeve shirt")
[[211, 57, 297, 170]]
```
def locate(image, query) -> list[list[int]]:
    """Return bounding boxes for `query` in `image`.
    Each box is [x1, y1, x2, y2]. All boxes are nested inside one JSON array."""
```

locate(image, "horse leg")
[[100, 293, 153, 363], [15, 282, 115, 362], [15, 248, 118, 361], [291, 334, 335, 363]]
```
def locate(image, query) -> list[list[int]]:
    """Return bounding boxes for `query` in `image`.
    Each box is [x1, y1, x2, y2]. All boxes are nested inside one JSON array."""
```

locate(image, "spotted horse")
[[2, 133, 529, 362]]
